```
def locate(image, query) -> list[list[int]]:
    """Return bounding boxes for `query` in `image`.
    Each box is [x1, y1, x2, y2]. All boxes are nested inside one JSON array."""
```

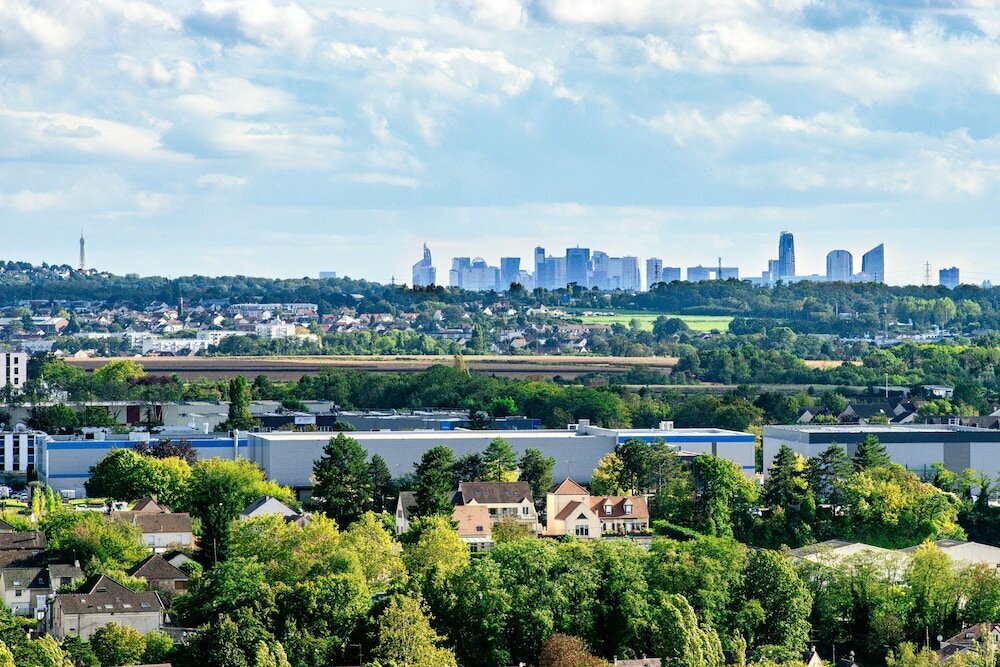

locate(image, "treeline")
[[8, 259, 1000, 333]]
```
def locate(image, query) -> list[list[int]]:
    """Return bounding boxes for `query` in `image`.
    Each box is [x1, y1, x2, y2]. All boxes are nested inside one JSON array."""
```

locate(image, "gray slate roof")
[[54, 575, 164, 616]]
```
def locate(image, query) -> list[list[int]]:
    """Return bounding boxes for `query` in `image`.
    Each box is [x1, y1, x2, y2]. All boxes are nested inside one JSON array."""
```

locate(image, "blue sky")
[[3, 0, 1000, 285]]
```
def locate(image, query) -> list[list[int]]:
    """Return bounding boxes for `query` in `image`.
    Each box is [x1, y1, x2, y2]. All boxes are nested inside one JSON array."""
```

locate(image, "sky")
[[3, 0, 1000, 285]]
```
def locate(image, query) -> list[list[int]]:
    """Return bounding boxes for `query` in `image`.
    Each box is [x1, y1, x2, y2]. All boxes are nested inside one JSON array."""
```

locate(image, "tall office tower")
[[766, 259, 781, 284], [618, 256, 641, 291], [566, 247, 591, 287], [940, 267, 960, 289], [687, 266, 712, 282], [78, 231, 86, 272], [861, 244, 885, 283], [646, 258, 663, 290], [663, 267, 682, 283], [777, 231, 795, 279], [553, 256, 566, 289], [449, 257, 472, 288], [718, 266, 739, 280], [533, 247, 552, 290], [499, 257, 521, 289], [825, 249, 854, 282], [590, 251, 610, 290], [411, 243, 436, 287]]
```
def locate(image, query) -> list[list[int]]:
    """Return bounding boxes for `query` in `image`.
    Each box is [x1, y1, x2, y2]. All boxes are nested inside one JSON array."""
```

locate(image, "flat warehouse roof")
[[250, 427, 753, 443], [764, 424, 1000, 443]]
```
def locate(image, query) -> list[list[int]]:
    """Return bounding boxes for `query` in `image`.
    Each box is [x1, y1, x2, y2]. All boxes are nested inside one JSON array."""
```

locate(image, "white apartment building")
[[0, 352, 28, 391]]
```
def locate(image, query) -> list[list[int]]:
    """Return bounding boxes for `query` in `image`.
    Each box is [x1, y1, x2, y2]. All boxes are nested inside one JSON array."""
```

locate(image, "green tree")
[[182, 458, 295, 564], [142, 631, 173, 664], [482, 438, 517, 482], [46, 511, 148, 571], [225, 376, 255, 430], [403, 516, 469, 587], [691, 454, 758, 538], [854, 434, 891, 470], [311, 433, 373, 526], [590, 453, 626, 496], [518, 448, 555, 502], [373, 594, 459, 667], [28, 403, 79, 434], [0, 643, 12, 667], [414, 446, 457, 516], [807, 444, 852, 503], [87, 454, 169, 508], [650, 593, 725, 667], [91, 360, 145, 401], [446, 558, 513, 667], [90, 623, 146, 667], [342, 512, 407, 591], [452, 452, 487, 485], [616, 439, 653, 495], [738, 549, 812, 654], [905, 543, 960, 643], [60, 636, 98, 667], [369, 454, 393, 512], [538, 634, 606, 667]]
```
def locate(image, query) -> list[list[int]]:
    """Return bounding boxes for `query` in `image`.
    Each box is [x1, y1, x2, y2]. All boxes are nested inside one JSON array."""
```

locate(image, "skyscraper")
[[78, 231, 86, 272], [411, 244, 436, 287], [565, 247, 591, 287], [687, 266, 712, 282], [861, 244, 884, 283], [449, 257, 472, 287], [826, 250, 853, 282], [500, 257, 521, 289], [777, 231, 795, 279], [940, 267, 960, 289], [663, 267, 681, 283], [646, 258, 663, 290]]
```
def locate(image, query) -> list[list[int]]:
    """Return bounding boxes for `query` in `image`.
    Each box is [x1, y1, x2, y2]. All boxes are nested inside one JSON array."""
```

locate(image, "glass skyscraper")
[[777, 231, 795, 279]]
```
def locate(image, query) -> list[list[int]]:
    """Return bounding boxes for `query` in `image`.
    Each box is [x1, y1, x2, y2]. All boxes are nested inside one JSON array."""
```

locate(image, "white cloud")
[[190, 0, 317, 52], [0, 108, 178, 161], [0, 2, 76, 53], [196, 173, 247, 188], [0, 189, 65, 212], [346, 172, 420, 187]]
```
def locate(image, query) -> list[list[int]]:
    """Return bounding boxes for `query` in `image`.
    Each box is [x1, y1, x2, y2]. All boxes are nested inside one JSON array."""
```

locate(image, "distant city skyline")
[[4, 2, 999, 286]]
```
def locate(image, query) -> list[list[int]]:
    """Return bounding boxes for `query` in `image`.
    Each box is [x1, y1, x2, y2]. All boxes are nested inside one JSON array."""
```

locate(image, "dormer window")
[[604, 504, 612, 515], [624, 503, 633, 515]]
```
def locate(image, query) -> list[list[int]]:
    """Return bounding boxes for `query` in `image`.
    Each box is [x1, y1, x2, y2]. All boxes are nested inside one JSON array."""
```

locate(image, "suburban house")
[[545, 478, 650, 538], [0, 563, 82, 617], [451, 505, 493, 553], [128, 555, 189, 594], [938, 624, 1000, 662], [452, 482, 539, 531], [0, 531, 48, 567], [111, 498, 194, 551], [48, 575, 165, 640], [239, 496, 298, 520], [395, 491, 418, 536], [239, 496, 311, 527]]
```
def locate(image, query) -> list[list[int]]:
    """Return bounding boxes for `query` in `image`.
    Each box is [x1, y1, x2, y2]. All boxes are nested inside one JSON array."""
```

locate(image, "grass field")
[[575, 311, 734, 332]]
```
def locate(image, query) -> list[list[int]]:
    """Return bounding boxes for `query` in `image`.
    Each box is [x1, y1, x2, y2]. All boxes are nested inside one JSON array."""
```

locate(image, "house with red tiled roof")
[[451, 505, 493, 553], [545, 478, 650, 538]]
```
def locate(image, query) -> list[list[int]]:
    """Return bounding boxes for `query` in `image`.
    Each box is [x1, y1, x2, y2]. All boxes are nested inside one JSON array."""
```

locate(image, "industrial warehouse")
[[763, 424, 1000, 480], [31, 421, 756, 496], [246, 421, 757, 493]]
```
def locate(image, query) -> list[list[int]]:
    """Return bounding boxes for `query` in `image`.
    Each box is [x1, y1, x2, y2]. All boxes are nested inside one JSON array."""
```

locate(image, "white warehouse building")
[[763, 424, 1000, 480], [247, 422, 756, 494]]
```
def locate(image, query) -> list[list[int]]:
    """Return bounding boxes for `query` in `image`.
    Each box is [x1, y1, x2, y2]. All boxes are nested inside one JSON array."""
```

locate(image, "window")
[[14, 590, 21, 598], [624, 503, 633, 515], [476, 525, 484, 532], [575, 525, 589, 537], [521, 506, 530, 515], [604, 505, 612, 515]]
